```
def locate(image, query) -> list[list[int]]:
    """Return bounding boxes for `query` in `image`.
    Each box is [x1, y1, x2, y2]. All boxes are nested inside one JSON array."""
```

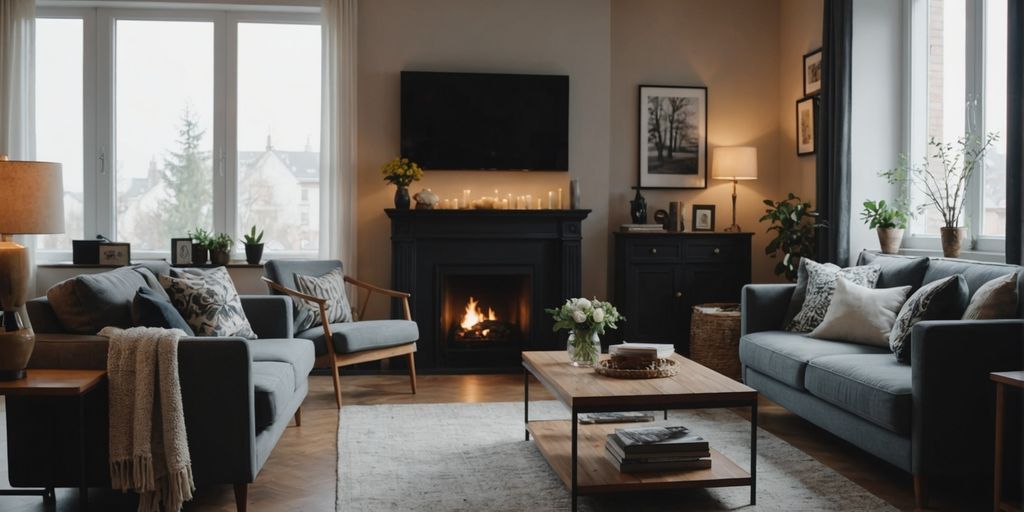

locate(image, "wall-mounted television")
[[400, 71, 569, 171]]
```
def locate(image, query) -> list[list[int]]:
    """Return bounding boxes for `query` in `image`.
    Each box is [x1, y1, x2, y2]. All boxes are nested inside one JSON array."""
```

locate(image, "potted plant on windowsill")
[[760, 193, 823, 282], [207, 233, 233, 266], [189, 227, 212, 265], [241, 225, 264, 265], [882, 133, 998, 258], [860, 199, 909, 254]]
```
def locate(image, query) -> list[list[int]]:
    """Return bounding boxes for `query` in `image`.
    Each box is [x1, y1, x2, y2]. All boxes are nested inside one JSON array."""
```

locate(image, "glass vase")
[[567, 329, 601, 367]]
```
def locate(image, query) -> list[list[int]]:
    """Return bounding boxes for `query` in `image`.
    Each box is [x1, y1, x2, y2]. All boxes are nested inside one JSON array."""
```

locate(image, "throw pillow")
[[808, 278, 911, 347], [889, 274, 969, 362], [47, 266, 152, 334], [159, 267, 257, 339], [294, 267, 353, 330], [962, 271, 1020, 320], [786, 259, 881, 333], [131, 286, 195, 335], [857, 252, 930, 290], [782, 257, 812, 327]]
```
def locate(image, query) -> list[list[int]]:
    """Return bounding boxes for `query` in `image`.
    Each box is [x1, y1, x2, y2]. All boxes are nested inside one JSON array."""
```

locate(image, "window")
[[35, 7, 321, 258], [907, 0, 1007, 253]]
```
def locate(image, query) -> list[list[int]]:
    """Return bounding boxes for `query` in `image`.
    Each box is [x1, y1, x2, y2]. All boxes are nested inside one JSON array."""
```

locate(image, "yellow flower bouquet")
[[380, 157, 424, 187]]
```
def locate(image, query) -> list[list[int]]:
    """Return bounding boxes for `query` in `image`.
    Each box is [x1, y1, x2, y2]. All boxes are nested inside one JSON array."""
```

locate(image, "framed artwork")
[[638, 85, 707, 189], [803, 49, 822, 96], [98, 243, 131, 266], [796, 97, 817, 156], [171, 238, 193, 266], [692, 204, 716, 232]]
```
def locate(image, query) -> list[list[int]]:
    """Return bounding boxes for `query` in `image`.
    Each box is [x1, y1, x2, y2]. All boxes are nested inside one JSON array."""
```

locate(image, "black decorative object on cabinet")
[[613, 232, 752, 355]]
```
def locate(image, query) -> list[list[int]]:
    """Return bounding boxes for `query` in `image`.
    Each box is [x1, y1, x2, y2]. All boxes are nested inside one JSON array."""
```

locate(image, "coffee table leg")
[[524, 368, 530, 441], [571, 410, 578, 512], [750, 400, 757, 505]]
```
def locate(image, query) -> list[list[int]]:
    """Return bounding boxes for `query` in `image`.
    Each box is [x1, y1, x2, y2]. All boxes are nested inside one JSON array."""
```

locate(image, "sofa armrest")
[[178, 336, 258, 484], [741, 284, 795, 335], [240, 295, 293, 339], [911, 319, 1024, 477], [26, 297, 66, 333]]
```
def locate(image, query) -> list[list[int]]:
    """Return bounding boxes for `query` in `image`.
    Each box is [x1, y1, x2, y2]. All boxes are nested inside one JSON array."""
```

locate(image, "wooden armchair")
[[262, 260, 418, 409]]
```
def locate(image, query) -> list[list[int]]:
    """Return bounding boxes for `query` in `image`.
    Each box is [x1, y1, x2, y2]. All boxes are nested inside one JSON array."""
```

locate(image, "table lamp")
[[711, 146, 758, 232], [0, 155, 64, 380]]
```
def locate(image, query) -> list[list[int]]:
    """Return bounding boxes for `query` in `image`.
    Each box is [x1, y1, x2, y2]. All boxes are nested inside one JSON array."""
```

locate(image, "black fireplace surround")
[[386, 209, 590, 372]]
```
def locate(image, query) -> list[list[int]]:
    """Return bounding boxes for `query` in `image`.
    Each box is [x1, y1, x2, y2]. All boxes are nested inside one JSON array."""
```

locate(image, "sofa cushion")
[[131, 286, 195, 335], [296, 319, 418, 357], [857, 252, 930, 290], [805, 354, 912, 434], [922, 258, 1023, 301], [294, 267, 353, 330], [962, 271, 1020, 320], [248, 338, 316, 390], [808, 279, 911, 347], [889, 274, 969, 362], [252, 361, 295, 433], [160, 267, 257, 339], [264, 260, 344, 334], [739, 331, 886, 390], [787, 259, 881, 333], [47, 266, 153, 334]]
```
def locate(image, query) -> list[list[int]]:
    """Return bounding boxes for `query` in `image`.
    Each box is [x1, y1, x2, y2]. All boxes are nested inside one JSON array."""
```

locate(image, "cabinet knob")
[[650, 248, 657, 255], [675, 291, 683, 298], [713, 247, 721, 255]]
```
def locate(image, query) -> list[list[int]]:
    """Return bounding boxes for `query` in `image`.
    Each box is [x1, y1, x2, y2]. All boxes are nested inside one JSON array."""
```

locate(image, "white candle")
[[548, 191, 555, 209], [462, 189, 471, 207], [535, 198, 543, 209], [501, 198, 509, 209], [525, 194, 532, 210], [557, 188, 563, 209], [453, 198, 460, 209], [442, 199, 451, 209], [506, 193, 513, 208]]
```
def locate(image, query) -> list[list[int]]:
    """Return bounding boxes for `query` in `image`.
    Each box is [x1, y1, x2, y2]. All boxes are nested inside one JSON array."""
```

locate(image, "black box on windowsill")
[[71, 240, 102, 264]]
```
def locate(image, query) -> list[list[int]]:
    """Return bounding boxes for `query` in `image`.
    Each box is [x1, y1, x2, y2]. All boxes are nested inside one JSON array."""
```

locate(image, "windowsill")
[[37, 260, 264, 269], [897, 247, 1007, 263]]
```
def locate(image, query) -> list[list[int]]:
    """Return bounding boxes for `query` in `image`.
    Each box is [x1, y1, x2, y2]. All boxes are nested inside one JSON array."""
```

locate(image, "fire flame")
[[460, 297, 497, 330]]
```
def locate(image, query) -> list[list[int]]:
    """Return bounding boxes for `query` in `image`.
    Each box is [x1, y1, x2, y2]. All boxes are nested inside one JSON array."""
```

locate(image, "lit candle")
[[557, 188, 563, 209], [506, 193, 513, 207], [442, 199, 451, 209], [535, 198, 543, 209], [525, 194, 532, 210], [501, 198, 509, 209], [547, 191, 555, 209], [462, 189, 471, 207], [453, 198, 460, 209]]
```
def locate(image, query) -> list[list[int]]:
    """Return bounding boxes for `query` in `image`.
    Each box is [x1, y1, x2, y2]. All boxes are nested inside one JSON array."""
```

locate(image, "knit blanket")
[[101, 326, 195, 512]]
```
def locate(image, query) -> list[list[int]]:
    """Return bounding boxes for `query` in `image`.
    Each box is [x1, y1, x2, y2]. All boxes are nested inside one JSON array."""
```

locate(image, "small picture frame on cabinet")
[[691, 204, 716, 232]]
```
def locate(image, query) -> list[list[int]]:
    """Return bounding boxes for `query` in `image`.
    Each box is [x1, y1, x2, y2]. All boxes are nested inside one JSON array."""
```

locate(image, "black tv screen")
[[400, 71, 569, 171]]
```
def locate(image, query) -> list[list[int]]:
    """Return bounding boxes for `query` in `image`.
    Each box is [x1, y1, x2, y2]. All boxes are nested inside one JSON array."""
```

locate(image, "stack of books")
[[620, 223, 667, 233], [604, 425, 712, 473], [608, 342, 675, 360]]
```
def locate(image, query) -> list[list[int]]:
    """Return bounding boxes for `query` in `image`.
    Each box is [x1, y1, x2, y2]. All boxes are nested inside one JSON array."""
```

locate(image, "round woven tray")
[[594, 358, 679, 379]]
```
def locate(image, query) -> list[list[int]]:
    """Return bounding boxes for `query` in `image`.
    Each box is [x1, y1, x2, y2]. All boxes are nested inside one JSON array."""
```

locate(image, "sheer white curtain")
[[320, 0, 358, 274], [0, 0, 35, 160]]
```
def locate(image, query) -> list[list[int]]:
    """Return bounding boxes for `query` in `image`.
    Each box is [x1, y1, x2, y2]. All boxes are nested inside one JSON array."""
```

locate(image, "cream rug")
[[337, 401, 897, 512]]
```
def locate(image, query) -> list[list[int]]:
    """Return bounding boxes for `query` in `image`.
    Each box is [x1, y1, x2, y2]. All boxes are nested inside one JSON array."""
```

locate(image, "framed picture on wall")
[[803, 49, 822, 96], [638, 85, 708, 189], [692, 204, 716, 232], [796, 97, 817, 156]]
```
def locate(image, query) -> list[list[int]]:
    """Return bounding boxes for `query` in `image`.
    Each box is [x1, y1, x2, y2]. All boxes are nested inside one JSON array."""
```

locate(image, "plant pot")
[[877, 227, 904, 254], [244, 243, 264, 265], [394, 186, 411, 210], [567, 329, 601, 367], [210, 249, 231, 266], [191, 244, 209, 265], [940, 227, 968, 258]]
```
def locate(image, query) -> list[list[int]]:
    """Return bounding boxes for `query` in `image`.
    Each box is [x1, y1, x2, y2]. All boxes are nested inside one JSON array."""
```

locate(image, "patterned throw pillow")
[[294, 267, 353, 330], [888, 274, 969, 362], [786, 259, 881, 333], [159, 267, 257, 339]]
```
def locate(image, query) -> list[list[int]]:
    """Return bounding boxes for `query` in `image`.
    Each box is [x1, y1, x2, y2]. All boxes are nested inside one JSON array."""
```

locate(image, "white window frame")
[[35, 3, 321, 262], [902, 0, 1006, 257]]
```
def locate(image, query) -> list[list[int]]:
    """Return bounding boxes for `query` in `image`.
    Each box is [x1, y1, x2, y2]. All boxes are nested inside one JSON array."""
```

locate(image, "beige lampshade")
[[711, 146, 758, 181], [0, 157, 65, 234]]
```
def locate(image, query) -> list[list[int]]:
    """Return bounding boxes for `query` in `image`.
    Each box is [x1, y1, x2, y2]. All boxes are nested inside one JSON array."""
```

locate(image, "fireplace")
[[387, 208, 589, 372]]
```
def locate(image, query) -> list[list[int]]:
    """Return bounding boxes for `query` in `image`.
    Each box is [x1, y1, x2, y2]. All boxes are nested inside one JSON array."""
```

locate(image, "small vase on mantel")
[[394, 186, 411, 210], [940, 227, 968, 258]]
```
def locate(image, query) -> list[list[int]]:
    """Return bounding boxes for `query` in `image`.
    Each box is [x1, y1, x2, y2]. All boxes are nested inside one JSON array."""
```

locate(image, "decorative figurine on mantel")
[[381, 156, 423, 210], [414, 188, 439, 210], [629, 187, 647, 224]]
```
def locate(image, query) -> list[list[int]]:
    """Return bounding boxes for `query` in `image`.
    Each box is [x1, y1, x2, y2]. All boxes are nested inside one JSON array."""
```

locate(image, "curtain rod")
[[37, 0, 320, 13]]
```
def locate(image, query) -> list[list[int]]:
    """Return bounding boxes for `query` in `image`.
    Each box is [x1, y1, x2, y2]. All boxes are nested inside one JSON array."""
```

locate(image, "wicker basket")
[[689, 303, 742, 380]]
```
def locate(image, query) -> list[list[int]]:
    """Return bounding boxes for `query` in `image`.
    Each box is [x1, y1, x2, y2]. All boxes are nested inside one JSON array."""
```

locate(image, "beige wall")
[[778, 0, 823, 205]]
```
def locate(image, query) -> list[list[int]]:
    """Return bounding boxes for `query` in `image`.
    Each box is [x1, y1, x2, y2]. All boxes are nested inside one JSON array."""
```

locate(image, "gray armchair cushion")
[[46, 266, 152, 334], [739, 331, 885, 389], [805, 354, 912, 434], [264, 260, 344, 333], [296, 319, 418, 356], [857, 252, 930, 290]]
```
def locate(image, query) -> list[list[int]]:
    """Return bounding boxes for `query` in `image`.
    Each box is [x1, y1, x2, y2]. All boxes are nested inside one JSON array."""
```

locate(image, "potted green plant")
[[207, 233, 234, 266], [188, 227, 212, 265], [760, 194, 823, 282], [380, 157, 423, 210], [240, 225, 264, 265], [881, 133, 998, 257], [860, 199, 909, 254]]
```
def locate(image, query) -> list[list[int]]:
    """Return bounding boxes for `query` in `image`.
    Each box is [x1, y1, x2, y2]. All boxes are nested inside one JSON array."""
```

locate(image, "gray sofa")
[[739, 252, 1024, 505], [11, 261, 314, 511]]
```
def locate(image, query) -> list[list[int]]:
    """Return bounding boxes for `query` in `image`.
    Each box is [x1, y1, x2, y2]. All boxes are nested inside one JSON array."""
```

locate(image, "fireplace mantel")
[[386, 208, 590, 372]]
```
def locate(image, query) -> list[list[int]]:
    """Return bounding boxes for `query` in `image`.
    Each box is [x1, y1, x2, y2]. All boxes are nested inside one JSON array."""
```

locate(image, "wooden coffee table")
[[522, 351, 758, 511]]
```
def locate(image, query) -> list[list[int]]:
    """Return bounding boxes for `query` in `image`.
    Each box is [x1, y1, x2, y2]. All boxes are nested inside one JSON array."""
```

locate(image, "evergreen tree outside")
[[159, 106, 213, 238]]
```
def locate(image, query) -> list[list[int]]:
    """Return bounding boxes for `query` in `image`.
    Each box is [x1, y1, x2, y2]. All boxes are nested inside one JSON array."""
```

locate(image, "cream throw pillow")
[[808, 278, 911, 347], [962, 271, 1020, 320]]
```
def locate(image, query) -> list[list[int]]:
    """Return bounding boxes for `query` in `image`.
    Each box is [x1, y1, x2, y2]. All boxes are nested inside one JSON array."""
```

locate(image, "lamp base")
[[723, 224, 743, 232], [0, 326, 34, 381], [0, 368, 26, 381]]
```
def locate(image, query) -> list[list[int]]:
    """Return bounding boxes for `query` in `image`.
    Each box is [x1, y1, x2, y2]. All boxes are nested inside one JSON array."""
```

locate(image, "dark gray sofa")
[[739, 252, 1024, 505], [11, 261, 314, 511]]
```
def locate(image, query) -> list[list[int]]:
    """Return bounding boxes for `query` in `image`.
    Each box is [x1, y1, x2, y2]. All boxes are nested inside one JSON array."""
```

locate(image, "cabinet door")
[[682, 263, 746, 305], [622, 264, 686, 347]]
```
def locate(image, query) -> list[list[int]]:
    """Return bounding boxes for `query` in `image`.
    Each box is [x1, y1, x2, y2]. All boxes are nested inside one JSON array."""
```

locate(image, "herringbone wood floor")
[[0, 373, 993, 511]]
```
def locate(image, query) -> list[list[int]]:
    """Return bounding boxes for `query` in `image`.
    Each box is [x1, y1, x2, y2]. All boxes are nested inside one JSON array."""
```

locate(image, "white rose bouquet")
[[546, 297, 623, 366]]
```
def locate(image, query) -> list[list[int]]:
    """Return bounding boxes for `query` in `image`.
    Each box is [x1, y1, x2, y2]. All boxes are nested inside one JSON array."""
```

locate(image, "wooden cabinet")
[[613, 232, 752, 355]]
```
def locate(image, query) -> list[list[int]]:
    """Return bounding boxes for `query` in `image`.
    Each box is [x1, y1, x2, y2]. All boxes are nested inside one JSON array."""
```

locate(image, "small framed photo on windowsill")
[[98, 243, 131, 266], [171, 238, 193, 266], [692, 204, 716, 232]]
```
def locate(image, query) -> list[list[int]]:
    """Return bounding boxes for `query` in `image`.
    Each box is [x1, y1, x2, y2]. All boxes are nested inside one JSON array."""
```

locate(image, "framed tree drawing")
[[639, 85, 707, 189]]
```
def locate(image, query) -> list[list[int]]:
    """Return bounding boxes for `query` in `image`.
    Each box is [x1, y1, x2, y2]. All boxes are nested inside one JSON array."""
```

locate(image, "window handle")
[[98, 148, 106, 175]]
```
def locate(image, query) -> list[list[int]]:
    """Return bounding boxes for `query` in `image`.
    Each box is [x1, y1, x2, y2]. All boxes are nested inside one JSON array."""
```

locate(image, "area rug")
[[337, 401, 897, 512]]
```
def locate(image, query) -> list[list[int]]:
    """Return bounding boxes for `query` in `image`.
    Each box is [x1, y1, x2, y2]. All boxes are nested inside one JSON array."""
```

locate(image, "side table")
[[992, 371, 1023, 512], [0, 369, 106, 510]]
